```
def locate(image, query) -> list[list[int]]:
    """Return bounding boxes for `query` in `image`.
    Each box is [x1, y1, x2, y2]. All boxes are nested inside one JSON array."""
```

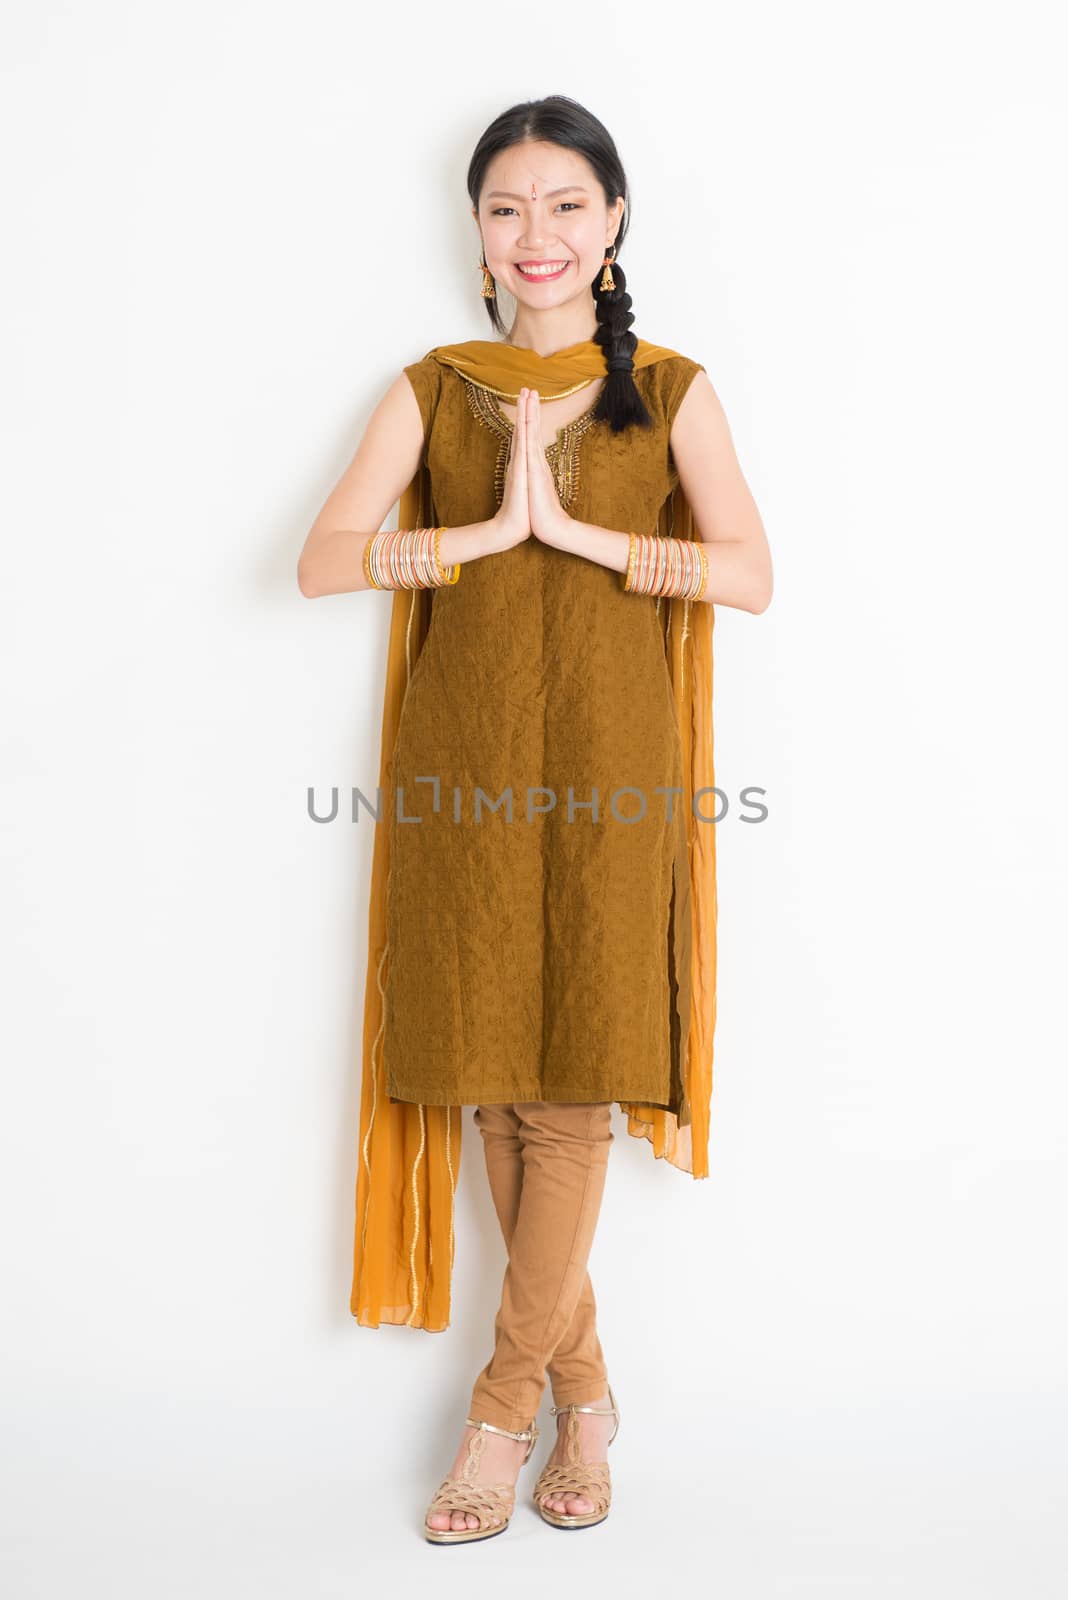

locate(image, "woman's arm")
[[296, 372, 496, 598], [536, 373, 773, 615]]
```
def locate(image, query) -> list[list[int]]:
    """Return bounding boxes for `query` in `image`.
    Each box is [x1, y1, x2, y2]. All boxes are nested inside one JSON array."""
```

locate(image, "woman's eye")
[[490, 203, 582, 217]]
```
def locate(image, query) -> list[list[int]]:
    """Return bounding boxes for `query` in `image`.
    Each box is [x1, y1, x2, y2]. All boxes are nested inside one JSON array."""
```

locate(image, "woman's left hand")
[[524, 390, 573, 546]]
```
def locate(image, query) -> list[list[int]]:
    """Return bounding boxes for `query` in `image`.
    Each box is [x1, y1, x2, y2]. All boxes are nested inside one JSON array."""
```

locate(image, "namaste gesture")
[[495, 387, 573, 549]]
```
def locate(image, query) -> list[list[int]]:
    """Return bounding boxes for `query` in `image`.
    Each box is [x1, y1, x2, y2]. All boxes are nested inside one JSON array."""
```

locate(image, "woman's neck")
[[505, 298, 598, 358]]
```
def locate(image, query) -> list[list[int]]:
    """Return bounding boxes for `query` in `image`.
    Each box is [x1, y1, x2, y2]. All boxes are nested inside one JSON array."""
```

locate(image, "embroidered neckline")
[[486, 383, 602, 438], [460, 377, 603, 512]]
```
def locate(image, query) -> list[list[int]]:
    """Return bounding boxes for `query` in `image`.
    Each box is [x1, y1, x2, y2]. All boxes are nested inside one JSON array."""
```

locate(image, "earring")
[[478, 252, 496, 300], [599, 245, 617, 294]]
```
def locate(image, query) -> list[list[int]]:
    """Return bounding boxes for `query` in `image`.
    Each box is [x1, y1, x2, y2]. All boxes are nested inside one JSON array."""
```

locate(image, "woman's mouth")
[[514, 260, 570, 282]]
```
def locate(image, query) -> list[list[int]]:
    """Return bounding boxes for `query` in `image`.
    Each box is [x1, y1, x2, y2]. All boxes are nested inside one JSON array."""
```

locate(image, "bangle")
[[364, 526, 461, 589], [624, 531, 638, 591], [433, 525, 461, 585], [622, 531, 706, 599], [363, 536, 381, 590]]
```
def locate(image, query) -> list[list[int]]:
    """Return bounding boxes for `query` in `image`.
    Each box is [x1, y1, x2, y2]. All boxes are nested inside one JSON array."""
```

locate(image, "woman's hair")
[[467, 94, 653, 434]]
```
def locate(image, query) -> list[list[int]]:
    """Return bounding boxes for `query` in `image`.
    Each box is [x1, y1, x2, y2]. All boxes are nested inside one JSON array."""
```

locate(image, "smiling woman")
[[298, 91, 772, 1546]]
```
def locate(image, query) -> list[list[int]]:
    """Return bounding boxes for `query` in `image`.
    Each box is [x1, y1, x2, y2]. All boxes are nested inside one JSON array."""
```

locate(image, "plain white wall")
[[2, 1, 1065, 1594]]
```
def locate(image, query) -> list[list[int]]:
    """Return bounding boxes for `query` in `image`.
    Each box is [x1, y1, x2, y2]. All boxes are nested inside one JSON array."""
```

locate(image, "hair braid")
[[592, 256, 653, 433]]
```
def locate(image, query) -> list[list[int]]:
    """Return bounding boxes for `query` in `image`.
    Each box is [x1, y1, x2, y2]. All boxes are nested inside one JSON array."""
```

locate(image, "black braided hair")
[[467, 95, 654, 435]]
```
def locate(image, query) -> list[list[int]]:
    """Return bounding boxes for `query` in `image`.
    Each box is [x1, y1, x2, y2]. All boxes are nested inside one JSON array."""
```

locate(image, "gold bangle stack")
[[622, 531, 707, 600], [363, 526, 461, 590]]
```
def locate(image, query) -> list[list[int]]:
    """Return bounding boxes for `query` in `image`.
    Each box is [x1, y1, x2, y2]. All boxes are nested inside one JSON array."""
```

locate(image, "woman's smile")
[[515, 260, 571, 281]]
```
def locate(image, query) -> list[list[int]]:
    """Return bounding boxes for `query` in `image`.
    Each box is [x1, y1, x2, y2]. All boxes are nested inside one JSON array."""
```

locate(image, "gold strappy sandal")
[[532, 1385, 620, 1530], [424, 1415, 540, 1544]]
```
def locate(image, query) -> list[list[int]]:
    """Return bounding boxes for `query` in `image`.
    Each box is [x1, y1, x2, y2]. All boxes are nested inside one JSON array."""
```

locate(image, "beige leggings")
[[467, 1101, 614, 1433]]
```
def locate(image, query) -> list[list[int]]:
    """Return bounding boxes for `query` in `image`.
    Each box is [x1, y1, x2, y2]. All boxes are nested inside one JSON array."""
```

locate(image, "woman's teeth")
[[516, 261, 569, 279]]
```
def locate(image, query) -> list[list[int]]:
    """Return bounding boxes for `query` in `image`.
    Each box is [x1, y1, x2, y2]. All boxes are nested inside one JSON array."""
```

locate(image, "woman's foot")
[[425, 1421, 533, 1535], [538, 1394, 616, 1518]]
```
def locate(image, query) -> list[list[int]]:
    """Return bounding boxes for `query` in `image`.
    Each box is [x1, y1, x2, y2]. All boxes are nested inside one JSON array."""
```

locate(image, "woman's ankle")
[[551, 1389, 611, 1410]]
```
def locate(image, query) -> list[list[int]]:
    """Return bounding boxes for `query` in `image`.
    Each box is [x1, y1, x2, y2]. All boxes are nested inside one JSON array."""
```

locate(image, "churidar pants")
[[467, 1101, 614, 1432]]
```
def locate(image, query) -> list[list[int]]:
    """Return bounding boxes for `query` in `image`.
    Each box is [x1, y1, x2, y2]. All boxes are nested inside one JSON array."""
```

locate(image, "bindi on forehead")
[[485, 183, 590, 202]]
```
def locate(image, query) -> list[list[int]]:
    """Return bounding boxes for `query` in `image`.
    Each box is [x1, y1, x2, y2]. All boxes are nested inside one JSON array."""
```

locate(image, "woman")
[[298, 95, 772, 1543]]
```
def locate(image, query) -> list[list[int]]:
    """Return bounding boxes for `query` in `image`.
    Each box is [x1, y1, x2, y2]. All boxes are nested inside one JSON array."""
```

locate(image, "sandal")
[[532, 1385, 620, 1529], [424, 1415, 539, 1544]]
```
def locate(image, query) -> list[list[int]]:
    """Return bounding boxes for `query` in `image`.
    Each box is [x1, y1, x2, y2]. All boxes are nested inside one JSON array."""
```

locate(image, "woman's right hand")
[[485, 386, 532, 552]]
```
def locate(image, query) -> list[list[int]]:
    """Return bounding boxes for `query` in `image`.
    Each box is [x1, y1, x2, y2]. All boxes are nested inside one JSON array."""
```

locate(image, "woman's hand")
[[485, 385, 533, 553], [525, 390, 572, 546]]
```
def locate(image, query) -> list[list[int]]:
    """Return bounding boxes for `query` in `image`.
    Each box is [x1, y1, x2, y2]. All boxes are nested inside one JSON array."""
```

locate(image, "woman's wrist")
[[438, 521, 496, 565], [557, 519, 631, 572]]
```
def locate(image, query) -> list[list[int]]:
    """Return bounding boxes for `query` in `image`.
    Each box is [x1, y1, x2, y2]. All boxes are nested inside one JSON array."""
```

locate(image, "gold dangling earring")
[[478, 251, 496, 300], [599, 244, 617, 294]]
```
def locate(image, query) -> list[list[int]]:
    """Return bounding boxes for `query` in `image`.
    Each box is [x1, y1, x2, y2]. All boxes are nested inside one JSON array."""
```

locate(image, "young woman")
[[298, 95, 772, 1544]]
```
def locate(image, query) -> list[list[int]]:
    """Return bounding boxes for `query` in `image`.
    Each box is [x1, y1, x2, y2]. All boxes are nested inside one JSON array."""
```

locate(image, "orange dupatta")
[[351, 338, 717, 1331]]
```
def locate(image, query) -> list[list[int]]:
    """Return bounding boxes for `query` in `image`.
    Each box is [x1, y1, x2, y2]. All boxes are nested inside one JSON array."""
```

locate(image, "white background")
[[2, 1, 1066, 1594]]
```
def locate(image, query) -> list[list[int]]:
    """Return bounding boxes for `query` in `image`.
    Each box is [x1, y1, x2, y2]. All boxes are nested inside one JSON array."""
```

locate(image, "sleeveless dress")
[[382, 351, 706, 1113]]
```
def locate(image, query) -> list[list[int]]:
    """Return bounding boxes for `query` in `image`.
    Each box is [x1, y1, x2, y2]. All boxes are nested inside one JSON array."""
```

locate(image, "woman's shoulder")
[[402, 346, 445, 384], [635, 342, 708, 427], [401, 340, 475, 401], [636, 340, 706, 376], [401, 349, 451, 435]]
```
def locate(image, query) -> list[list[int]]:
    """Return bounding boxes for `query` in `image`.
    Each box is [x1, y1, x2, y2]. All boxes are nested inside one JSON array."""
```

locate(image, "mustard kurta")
[[381, 352, 705, 1113]]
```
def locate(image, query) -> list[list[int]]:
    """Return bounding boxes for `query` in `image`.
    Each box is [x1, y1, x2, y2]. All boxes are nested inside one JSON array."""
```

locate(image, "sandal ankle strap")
[[549, 1384, 619, 1445], [464, 1415, 540, 1464], [464, 1417, 537, 1443]]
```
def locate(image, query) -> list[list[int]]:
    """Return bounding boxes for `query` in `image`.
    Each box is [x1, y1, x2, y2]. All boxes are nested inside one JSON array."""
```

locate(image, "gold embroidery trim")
[[459, 374, 602, 512]]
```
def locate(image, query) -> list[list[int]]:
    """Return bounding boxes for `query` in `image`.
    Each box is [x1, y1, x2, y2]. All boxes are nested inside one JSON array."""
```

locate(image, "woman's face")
[[473, 140, 624, 312]]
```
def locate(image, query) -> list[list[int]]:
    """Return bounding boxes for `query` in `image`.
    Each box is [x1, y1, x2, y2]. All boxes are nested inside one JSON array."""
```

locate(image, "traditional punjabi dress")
[[352, 338, 718, 1331]]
